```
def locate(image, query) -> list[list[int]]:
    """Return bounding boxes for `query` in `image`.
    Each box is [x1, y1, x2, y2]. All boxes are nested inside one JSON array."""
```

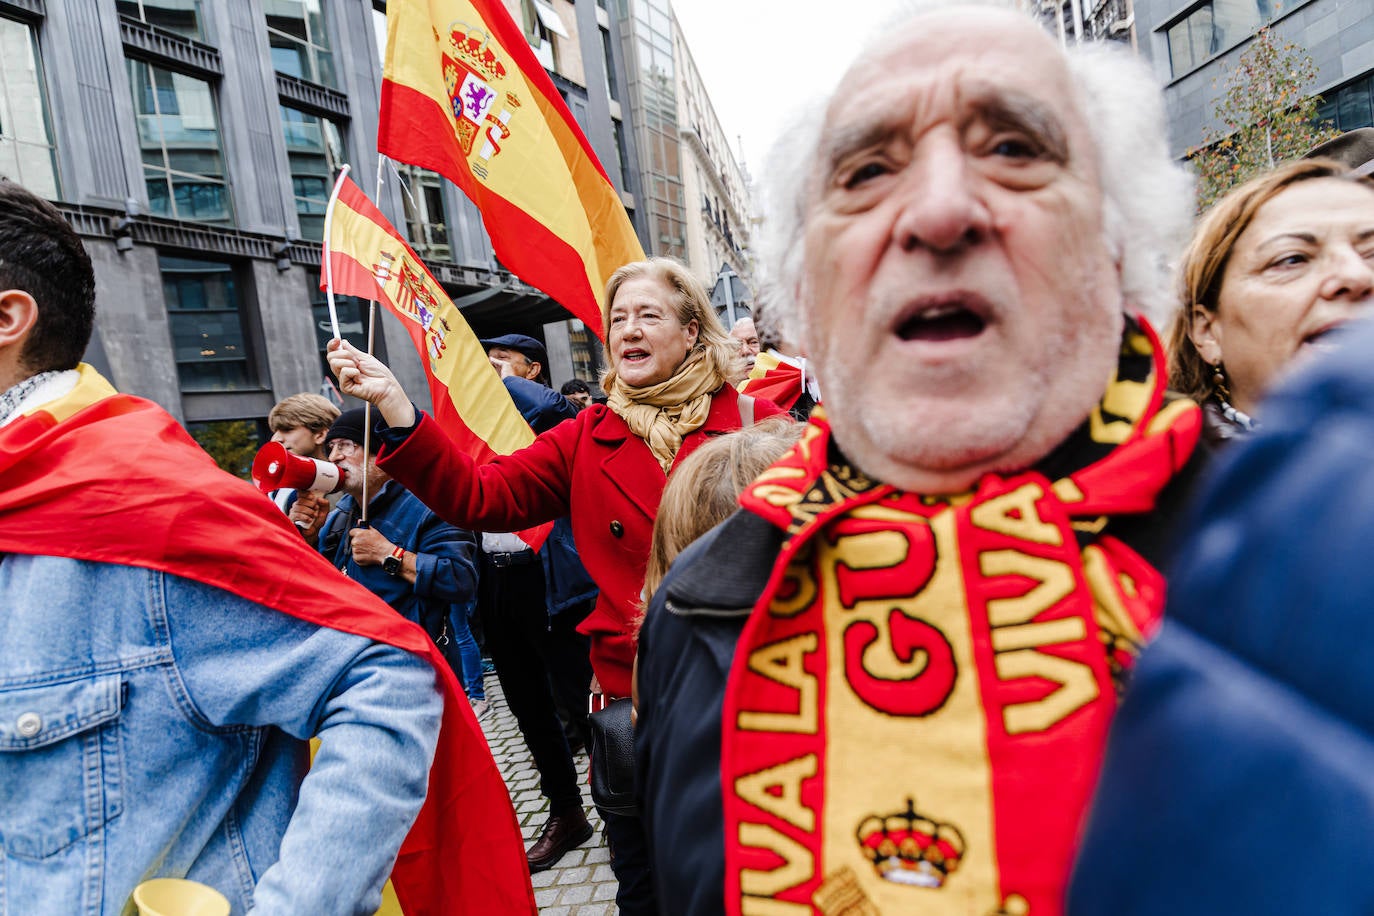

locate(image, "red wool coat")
[[379, 385, 783, 698]]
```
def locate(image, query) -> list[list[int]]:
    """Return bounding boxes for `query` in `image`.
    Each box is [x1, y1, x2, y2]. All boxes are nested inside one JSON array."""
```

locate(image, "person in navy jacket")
[[316, 408, 477, 645], [1070, 317, 1374, 915]]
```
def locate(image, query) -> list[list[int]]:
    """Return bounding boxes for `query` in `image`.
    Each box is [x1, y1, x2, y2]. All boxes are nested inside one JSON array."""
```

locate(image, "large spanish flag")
[[378, 0, 643, 337], [323, 174, 534, 466]]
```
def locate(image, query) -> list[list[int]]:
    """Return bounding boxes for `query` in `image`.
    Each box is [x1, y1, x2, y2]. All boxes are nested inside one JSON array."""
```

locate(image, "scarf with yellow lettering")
[[724, 318, 1200, 916]]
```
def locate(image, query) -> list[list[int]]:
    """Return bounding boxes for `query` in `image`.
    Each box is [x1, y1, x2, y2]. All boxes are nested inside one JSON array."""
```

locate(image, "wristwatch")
[[383, 545, 406, 577]]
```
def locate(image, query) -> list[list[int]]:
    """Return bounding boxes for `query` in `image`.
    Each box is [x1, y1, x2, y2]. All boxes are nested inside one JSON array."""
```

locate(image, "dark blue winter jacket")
[[502, 375, 598, 616], [1070, 319, 1374, 915], [319, 480, 477, 641]]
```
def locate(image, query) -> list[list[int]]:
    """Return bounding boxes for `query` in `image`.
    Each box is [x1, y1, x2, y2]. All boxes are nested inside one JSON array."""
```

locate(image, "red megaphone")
[[251, 441, 342, 495]]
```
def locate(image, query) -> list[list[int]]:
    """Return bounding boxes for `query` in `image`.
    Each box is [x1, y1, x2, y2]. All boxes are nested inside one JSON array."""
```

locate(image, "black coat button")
[[610, 520, 624, 538]]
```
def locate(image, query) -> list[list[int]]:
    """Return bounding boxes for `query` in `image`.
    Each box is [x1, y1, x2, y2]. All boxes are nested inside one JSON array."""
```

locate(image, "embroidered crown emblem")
[[446, 25, 507, 83], [855, 797, 966, 889]]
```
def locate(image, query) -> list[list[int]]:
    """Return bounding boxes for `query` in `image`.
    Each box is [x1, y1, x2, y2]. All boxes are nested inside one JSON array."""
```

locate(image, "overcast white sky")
[[670, 0, 914, 175]]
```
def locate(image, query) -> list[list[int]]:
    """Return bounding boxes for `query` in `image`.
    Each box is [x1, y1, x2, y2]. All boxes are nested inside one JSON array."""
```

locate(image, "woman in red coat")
[[327, 256, 781, 912]]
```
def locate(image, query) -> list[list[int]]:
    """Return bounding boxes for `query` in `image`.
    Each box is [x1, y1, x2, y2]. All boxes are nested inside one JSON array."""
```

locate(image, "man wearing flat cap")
[[315, 408, 478, 647], [476, 333, 602, 871]]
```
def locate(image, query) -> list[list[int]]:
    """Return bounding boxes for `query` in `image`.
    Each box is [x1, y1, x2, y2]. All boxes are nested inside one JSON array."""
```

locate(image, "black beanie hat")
[[325, 408, 378, 454]]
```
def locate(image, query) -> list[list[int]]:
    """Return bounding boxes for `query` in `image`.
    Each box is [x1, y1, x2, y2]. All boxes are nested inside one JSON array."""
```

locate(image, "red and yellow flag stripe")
[[324, 175, 534, 465]]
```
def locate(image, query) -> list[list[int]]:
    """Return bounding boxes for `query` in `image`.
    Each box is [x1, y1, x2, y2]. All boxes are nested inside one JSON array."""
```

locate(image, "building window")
[[266, 0, 336, 88], [116, 0, 205, 41], [1316, 76, 1374, 133], [1166, 0, 1275, 77], [280, 106, 346, 241], [0, 16, 59, 199], [567, 320, 602, 384], [397, 165, 451, 260], [601, 27, 619, 102], [372, 8, 387, 71], [612, 117, 628, 184], [308, 268, 383, 383], [162, 255, 254, 391], [129, 60, 232, 224]]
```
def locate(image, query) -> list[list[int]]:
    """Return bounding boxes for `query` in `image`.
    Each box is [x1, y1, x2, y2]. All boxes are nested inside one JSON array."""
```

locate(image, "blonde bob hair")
[[600, 257, 740, 391], [1167, 158, 1374, 403], [640, 416, 803, 608]]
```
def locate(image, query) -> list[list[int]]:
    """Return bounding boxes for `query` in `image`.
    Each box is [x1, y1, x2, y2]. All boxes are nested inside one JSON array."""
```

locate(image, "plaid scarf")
[[0, 369, 63, 426], [723, 318, 1200, 916]]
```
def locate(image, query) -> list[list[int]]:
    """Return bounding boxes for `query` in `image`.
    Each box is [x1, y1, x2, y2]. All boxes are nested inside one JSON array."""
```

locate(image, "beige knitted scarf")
[[607, 351, 722, 474]]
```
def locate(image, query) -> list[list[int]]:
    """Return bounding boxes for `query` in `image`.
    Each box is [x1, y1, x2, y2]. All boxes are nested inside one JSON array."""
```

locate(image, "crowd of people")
[[4, 1, 1374, 914]]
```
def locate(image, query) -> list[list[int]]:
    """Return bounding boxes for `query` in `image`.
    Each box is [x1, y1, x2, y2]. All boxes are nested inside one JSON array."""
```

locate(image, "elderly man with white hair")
[[634, 5, 1207, 915], [729, 316, 761, 374]]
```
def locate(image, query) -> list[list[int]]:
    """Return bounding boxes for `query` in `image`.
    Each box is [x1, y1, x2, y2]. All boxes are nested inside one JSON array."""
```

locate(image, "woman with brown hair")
[[1168, 158, 1374, 443], [327, 256, 782, 913]]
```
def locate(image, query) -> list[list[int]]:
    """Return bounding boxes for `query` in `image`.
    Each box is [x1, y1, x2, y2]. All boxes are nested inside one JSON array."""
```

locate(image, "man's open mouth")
[[896, 301, 989, 342]]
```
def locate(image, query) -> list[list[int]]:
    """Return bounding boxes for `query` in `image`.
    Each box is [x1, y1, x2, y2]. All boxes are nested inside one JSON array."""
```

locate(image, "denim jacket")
[[0, 554, 441, 915]]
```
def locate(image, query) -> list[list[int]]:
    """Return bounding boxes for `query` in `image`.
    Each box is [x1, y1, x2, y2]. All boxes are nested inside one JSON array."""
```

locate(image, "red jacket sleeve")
[[378, 411, 580, 533]]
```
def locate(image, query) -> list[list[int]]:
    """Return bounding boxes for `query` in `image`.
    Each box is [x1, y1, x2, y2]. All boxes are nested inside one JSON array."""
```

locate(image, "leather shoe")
[[526, 809, 593, 872]]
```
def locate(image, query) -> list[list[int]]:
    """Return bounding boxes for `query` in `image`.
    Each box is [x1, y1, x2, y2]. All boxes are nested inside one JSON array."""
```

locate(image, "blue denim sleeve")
[[162, 574, 441, 915]]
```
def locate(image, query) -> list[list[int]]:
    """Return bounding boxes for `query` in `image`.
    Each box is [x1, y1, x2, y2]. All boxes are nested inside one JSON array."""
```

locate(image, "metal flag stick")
[[357, 155, 389, 525], [321, 164, 352, 341]]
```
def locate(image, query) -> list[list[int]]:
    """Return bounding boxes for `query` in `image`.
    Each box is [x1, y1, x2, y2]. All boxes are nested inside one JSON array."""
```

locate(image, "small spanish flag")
[[378, 0, 644, 338], [323, 174, 534, 465], [321, 175, 552, 549]]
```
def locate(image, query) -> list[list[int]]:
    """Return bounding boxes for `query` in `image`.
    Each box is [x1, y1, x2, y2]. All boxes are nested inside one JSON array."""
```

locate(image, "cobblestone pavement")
[[476, 674, 620, 915]]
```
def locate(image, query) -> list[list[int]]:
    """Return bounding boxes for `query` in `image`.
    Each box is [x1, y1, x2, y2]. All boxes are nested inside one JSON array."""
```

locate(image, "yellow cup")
[[131, 878, 230, 916]]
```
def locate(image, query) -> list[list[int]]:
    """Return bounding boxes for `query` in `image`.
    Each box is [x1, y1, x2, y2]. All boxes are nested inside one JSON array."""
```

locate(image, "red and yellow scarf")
[[0, 365, 535, 916], [724, 320, 1200, 916]]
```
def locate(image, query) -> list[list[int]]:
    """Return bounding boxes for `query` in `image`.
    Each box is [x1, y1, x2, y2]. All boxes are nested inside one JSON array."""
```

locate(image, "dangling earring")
[[1211, 361, 1231, 405], [1211, 359, 1256, 431]]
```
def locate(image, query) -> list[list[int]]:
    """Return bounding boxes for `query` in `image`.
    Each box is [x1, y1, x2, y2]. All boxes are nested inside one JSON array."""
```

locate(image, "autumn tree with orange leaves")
[[1188, 26, 1338, 211]]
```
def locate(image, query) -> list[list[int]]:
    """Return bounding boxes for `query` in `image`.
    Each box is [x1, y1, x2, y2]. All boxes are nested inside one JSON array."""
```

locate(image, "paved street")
[[476, 675, 620, 914]]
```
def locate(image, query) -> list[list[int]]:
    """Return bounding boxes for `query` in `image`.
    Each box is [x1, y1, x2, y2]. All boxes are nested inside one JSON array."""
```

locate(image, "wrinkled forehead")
[[814, 11, 1089, 172]]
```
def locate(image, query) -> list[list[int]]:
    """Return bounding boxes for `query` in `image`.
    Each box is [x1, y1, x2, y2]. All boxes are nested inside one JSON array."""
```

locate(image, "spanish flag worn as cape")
[[378, 0, 644, 337], [0, 365, 536, 916]]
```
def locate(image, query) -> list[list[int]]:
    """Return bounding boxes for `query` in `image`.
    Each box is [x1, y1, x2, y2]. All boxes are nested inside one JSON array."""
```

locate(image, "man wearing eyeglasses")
[[313, 408, 478, 648]]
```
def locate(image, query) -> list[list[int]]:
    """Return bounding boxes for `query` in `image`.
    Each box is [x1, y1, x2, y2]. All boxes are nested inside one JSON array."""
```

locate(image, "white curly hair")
[[756, 0, 1194, 343]]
